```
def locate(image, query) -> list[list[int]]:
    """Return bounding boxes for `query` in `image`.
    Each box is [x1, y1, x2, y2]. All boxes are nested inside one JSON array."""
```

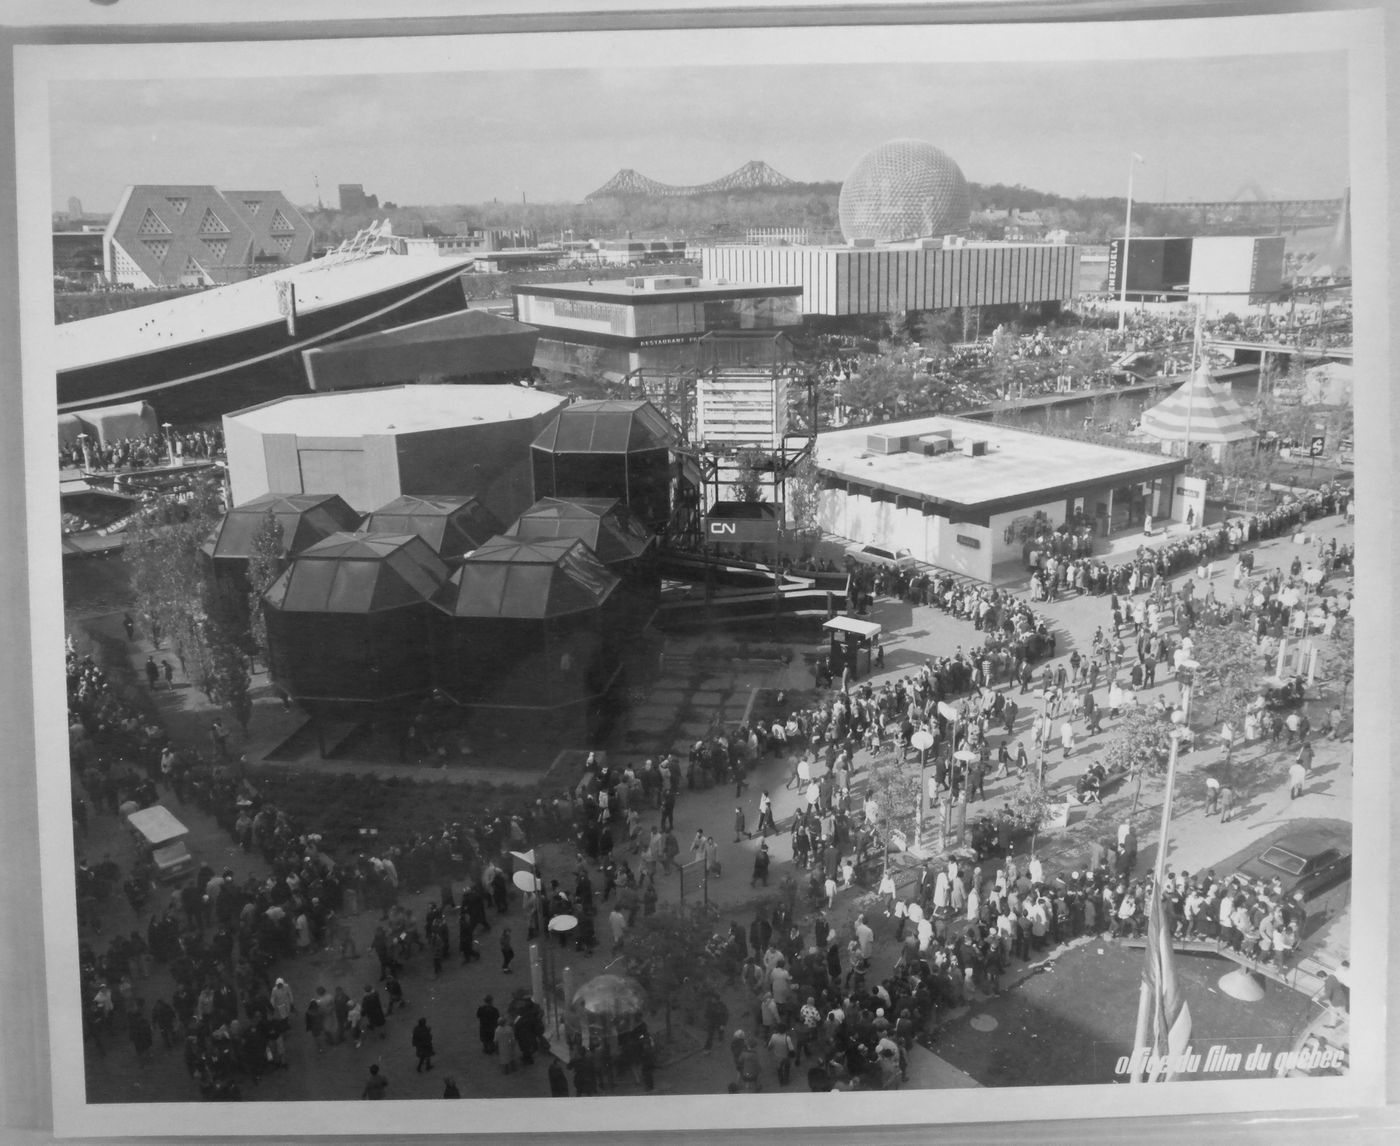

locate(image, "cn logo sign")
[[708, 522, 736, 536]]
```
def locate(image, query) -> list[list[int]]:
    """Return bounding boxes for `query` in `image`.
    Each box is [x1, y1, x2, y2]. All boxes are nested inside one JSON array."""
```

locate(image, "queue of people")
[[59, 425, 224, 473]]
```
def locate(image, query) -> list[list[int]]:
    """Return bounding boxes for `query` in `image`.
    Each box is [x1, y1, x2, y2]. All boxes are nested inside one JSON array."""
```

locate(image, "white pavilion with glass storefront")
[[813, 415, 1189, 583]]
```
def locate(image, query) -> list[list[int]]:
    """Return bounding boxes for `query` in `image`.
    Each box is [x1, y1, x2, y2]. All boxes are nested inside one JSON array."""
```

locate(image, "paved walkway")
[[72, 508, 1354, 1097]]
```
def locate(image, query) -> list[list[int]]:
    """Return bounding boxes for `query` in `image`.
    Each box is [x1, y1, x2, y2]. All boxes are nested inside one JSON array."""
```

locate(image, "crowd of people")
[[59, 425, 224, 473], [69, 458, 1353, 1100]]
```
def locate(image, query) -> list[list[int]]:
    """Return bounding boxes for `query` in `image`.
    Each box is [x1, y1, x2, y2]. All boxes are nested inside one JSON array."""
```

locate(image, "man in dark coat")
[[412, 1017, 435, 1071], [476, 995, 500, 1053]]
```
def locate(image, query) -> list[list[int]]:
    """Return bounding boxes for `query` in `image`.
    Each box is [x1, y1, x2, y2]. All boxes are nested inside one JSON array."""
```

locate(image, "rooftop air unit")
[[919, 435, 954, 456], [627, 275, 700, 291], [866, 433, 909, 455], [962, 439, 989, 457]]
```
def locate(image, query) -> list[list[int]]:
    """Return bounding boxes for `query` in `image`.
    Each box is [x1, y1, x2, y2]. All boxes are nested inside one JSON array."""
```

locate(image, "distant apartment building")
[[433, 227, 540, 256], [744, 226, 809, 245], [103, 185, 315, 287], [591, 238, 692, 266], [338, 183, 380, 214], [971, 208, 1049, 242]]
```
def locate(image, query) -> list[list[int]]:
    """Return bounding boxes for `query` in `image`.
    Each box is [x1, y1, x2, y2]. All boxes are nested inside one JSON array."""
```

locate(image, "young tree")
[[623, 903, 726, 1040], [730, 449, 771, 503], [1103, 705, 1177, 778], [866, 754, 922, 851], [987, 327, 1018, 398], [1322, 614, 1354, 710], [1187, 621, 1259, 730], [885, 309, 913, 346], [1102, 705, 1179, 816], [914, 310, 958, 357], [246, 509, 285, 666], [784, 454, 824, 555], [123, 471, 226, 690], [1005, 775, 1053, 855], [1067, 331, 1111, 388], [207, 621, 253, 735], [839, 347, 919, 422]]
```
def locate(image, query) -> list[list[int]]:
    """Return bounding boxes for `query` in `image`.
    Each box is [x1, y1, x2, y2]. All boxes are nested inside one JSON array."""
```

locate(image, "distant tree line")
[[303, 181, 1240, 248]]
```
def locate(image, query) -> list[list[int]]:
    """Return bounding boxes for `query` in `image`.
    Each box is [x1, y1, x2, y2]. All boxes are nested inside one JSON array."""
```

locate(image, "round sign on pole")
[[936, 701, 958, 722], [548, 914, 579, 933], [513, 871, 542, 893], [910, 729, 935, 752]]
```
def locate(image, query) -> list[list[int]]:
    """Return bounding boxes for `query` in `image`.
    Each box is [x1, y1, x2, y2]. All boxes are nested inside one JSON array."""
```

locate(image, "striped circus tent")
[[1138, 366, 1256, 448]]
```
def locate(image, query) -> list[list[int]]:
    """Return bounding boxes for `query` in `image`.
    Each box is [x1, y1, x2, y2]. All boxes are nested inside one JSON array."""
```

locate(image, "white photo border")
[[6, 5, 1392, 1140]]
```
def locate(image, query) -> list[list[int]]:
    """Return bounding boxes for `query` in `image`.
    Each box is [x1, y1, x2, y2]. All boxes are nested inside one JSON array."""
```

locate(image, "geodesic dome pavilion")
[[430, 535, 623, 712], [838, 138, 972, 244], [262, 532, 449, 708]]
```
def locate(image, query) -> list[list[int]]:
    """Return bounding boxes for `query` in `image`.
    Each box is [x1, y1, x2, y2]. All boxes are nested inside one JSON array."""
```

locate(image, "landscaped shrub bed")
[[248, 767, 557, 856]]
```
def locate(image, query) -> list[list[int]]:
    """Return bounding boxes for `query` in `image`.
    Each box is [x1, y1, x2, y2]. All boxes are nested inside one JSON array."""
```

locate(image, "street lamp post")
[[1037, 689, 1050, 786], [911, 726, 936, 849], [162, 422, 174, 466], [1118, 153, 1145, 334]]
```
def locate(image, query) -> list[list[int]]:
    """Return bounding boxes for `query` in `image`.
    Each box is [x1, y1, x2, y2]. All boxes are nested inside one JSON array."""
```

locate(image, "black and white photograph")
[[2, 3, 1393, 1140]]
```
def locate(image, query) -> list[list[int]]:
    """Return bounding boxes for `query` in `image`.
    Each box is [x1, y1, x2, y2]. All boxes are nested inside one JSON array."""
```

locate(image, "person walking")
[[757, 792, 776, 837], [1288, 760, 1307, 800], [362, 1063, 388, 1100], [734, 806, 747, 843], [500, 928, 515, 973], [751, 842, 771, 888], [405, 1017, 432, 1072], [1296, 739, 1315, 776], [476, 995, 500, 1054], [548, 1055, 571, 1097], [494, 1017, 518, 1074], [1204, 775, 1220, 816], [1219, 784, 1237, 823], [303, 1000, 327, 1053]]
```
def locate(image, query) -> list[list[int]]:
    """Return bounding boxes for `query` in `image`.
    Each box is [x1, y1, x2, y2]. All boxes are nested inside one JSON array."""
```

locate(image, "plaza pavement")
[[75, 511, 1354, 1098]]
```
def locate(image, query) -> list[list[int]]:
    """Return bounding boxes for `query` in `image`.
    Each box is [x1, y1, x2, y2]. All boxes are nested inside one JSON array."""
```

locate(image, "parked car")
[[843, 542, 917, 571], [1233, 826, 1351, 902]]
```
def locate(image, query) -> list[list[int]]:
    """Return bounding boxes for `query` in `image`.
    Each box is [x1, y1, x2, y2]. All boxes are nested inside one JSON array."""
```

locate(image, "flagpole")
[[1184, 309, 1202, 460], [1118, 153, 1143, 333], [1130, 727, 1183, 1082]]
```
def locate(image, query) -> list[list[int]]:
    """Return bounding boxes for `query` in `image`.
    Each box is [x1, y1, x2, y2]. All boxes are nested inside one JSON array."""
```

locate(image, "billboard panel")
[[1187, 236, 1257, 295], [1108, 238, 1169, 293], [1249, 235, 1286, 297], [1162, 238, 1194, 290]]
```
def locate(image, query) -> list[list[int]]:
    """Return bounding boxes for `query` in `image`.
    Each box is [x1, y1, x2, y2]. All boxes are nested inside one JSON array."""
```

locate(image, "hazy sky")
[[48, 53, 1350, 213]]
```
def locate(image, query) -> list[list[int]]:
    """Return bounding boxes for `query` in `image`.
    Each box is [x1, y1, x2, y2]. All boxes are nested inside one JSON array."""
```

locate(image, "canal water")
[[966, 369, 1263, 432]]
